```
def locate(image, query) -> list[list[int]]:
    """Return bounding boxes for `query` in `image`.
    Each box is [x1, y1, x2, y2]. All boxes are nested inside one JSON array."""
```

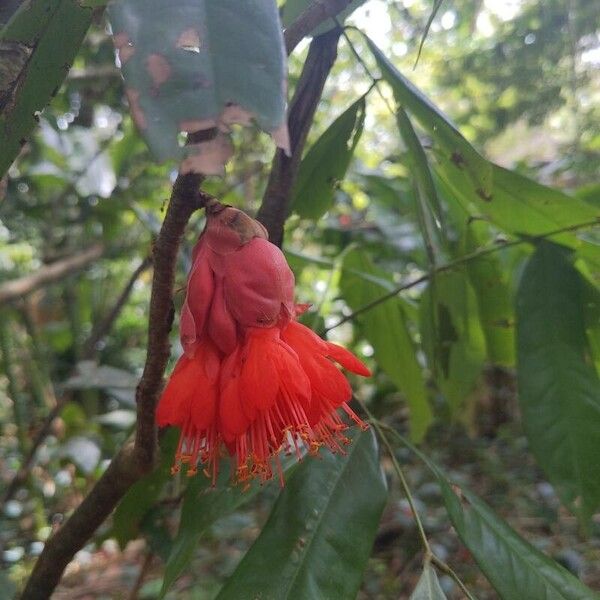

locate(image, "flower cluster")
[[156, 202, 370, 485]]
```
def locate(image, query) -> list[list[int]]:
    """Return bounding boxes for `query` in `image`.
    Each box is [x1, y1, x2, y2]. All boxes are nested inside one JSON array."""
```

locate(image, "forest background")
[[1, 0, 600, 598]]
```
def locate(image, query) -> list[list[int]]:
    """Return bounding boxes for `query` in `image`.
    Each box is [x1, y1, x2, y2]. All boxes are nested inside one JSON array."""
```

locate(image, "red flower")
[[157, 202, 370, 485]]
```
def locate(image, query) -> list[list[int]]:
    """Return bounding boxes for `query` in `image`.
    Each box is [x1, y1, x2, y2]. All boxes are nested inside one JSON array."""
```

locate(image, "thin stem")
[[376, 422, 478, 600], [340, 26, 396, 115], [430, 554, 478, 600], [366, 414, 478, 600], [325, 218, 599, 333], [357, 399, 431, 553]]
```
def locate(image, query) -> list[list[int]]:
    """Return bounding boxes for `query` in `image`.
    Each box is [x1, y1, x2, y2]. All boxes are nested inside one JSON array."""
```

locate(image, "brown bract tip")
[[208, 206, 268, 245]]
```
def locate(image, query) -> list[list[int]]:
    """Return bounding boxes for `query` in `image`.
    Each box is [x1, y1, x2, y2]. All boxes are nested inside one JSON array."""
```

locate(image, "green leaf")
[[108, 0, 288, 173], [216, 430, 387, 600], [160, 454, 298, 598], [112, 428, 179, 548], [441, 480, 598, 600], [365, 35, 493, 203], [340, 248, 432, 440], [0, 0, 94, 178], [409, 564, 448, 600], [582, 281, 600, 375], [517, 242, 600, 523], [366, 37, 600, 260], [419, 271, 486, 416], [282, 0, 366, 36], [393, 434, 597, 600], [292, 96, 366, 220], [439, 163, 599, 254], [160, 469, 260, 597], [465, 220, 515, 366]]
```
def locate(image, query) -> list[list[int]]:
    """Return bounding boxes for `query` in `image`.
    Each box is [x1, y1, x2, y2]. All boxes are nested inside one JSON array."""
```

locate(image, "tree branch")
[[0, 244, 104, 305], [257, 28, 342, 245], [284, 0, 353, 54], [82, 256, 152, 359], [20, 174, 209, 600], [20, 6, 353, 594]]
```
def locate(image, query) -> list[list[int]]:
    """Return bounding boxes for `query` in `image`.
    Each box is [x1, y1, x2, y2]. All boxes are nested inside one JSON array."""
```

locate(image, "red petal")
[[325, 342, 371, 377], [219, 349, 250, 440], [276, 340, 311, 412], [314, 354, 352, 407], [156, 356, 199, 427], [282, 320, 328, 353], [240, 329, 280, 411]]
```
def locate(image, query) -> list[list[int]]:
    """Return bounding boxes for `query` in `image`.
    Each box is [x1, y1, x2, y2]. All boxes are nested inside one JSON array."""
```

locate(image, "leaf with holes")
[[517, 242, 600, 524], [366, 37, 600, 265], [108, 0, 288, 175], [366, 36, 492, 203], [292, 96, 365, 220], [216, 429, 387, 600]]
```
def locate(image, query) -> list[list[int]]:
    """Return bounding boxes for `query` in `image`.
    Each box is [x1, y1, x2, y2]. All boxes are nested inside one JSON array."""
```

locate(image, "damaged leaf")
[[108, 0, 289, 175]]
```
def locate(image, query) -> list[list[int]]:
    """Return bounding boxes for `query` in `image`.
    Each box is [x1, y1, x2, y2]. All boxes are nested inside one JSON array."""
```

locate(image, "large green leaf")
[[440, 163, 599, 254], [0, 0, 94, 178], [419, 271, 486, 416], [366, 37, 600, 261], [216, 430, 387, 600], [582, 281, 600, 375], [409, 564, 448, 600], [441, 480, 598, 600], [291, 96, 366, 220], [340, 248, 432, 441], [159, 457, 295, 598], [517, 242, 600, 523], [394, 433, 597, 600], [108, 0, 288, 174]]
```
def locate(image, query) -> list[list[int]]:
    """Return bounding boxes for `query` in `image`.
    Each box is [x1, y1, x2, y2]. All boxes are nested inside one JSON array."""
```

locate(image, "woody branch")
[[22, 2, 349, 597]]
